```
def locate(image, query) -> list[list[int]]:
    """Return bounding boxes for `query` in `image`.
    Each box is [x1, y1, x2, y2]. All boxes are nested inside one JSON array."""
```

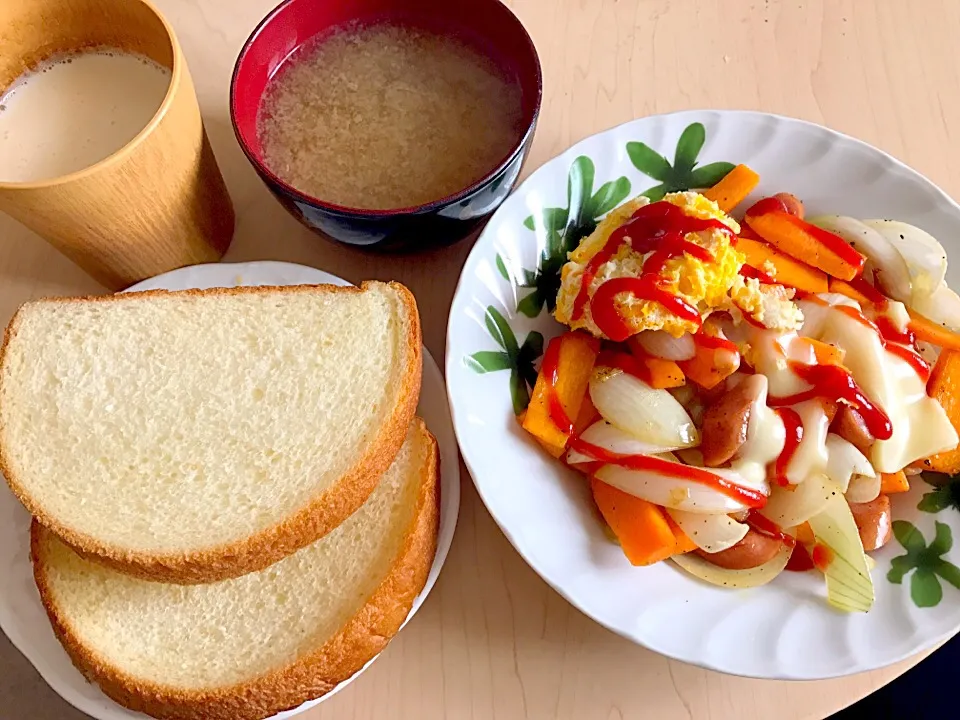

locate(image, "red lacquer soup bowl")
[[230, 0, 542, 250]]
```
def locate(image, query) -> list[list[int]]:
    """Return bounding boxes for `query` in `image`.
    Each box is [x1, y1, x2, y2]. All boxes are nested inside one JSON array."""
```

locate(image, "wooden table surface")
[[2, 0, 957, 718]]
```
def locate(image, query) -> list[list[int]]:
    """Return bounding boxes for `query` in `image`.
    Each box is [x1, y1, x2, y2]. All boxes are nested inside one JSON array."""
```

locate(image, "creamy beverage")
[[0, 49, 170, 183]]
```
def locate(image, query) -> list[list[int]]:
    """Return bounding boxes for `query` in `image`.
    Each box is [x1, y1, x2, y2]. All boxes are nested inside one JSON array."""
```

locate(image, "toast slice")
[[2, 281, 421, 583], [33, 418, 440, 720]]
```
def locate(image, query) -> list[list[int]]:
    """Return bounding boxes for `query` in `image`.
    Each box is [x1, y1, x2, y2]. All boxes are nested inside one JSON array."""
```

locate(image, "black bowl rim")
[[228, 0, 543, 220]]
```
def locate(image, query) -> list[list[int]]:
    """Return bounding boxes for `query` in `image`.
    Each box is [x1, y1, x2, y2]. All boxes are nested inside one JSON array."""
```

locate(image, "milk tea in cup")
[[0, 49, 171, 182]]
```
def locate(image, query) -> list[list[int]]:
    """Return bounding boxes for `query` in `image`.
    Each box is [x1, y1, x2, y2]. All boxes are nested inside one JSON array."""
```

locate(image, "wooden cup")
[[0, 0, 235, 291]]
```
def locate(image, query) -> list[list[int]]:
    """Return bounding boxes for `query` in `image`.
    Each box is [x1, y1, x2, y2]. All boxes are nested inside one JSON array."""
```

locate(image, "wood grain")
[[0, 0, 955, 718], [0, 0, 234, 291]]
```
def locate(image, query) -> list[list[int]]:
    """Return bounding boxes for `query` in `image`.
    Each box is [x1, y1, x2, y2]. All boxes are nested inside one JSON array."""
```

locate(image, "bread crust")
[[3, 281, 422, 584], [31, 418, 441, 720]]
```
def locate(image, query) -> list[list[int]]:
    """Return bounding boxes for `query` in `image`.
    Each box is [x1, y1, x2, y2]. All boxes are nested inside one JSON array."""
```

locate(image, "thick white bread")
[[2, 281, 421, 583], [33, 418, 440, 720]]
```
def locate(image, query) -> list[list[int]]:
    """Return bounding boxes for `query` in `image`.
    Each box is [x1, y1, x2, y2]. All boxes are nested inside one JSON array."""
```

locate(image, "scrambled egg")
[[554, 191, 803, 338]]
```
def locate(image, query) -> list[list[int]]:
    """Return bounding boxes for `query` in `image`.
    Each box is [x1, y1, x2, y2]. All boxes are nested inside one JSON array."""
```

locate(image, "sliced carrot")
[[921, 349, 960, 474], [795, 337, 845, 367], [536, 438, 566, 458], [738, 237, 829, 293], [643, 356, 686, 389], [828, 276, 870, 304], [518, 410, 565, 457], [677, 344, 740, 390], [523, 332, 600, 456], [664, 513, 697, 554], [745, 200, 866, 281], [880, 471, 910, 494], [572, 392, 600, 436], [591, 478, 680, 565], [795, 521, 815, 545], [624, 339, 686, 389], [702, 164, 760, 213], [908, 309, 960, 352]]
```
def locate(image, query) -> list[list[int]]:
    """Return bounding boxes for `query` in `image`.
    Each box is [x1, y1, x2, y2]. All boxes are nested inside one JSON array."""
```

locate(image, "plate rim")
[[0, 260, 460, 719], [445, 108, 960, 680]]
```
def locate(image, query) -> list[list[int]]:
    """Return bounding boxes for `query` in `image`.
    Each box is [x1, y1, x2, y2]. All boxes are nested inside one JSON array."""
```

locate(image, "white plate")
[[446, 109, 960, 679], [0, 261, 460, 719]]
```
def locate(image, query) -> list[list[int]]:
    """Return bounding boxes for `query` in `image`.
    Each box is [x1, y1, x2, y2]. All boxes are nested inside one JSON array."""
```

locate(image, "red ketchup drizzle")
[[848, 276, 887, 305], [591, 277, 701, 342], [571, 202, 733, 336], [746, 196, 789, 216], [827, 303, 931, 382], [874, 315, 930, 381], [786, 544, 815, 572], [812, 543, 834, 572], [739, 264, 777, 284], [693, 332, 739, 355], [540, 337, 573, 434], [785, 538, 833, 573], [642, 235, 714, 275], [568, 437, 767, 509], [875, 315, 915, 344], [773, 408, 803, 487], [769, 362, 893, 440], [884, 343, 931, 381], [745, 511, 796, 548]]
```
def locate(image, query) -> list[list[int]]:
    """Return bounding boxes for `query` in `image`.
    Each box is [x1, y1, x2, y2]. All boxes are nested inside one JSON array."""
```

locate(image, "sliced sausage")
[[699, 375, 763, 467], [831, 405, 874, 455], [849, 494, 893, 551], [774, 192, 804, 219], [820, 399, 839, 425], [695, 529, 784, 570]]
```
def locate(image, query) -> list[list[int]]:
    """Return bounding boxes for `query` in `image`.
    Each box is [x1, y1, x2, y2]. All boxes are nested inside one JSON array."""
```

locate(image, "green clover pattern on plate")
[[886, 470, 960, 608], [629, 122, 735, 202], [888, 520, 960, 607], [467, 122, 733, 414], [464, 306, 543, 416], [917, 472, 960, 515]]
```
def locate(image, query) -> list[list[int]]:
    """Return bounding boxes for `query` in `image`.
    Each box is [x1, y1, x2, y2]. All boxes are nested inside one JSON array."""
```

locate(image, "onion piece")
[[845, 472, 881, 504], [912, 283, 960, 331], [593, 463, 755, 514], [674, 447, 705, 467], [589, 368, 699, 449], [809, 216, 912, 302], [862, 219, 947, 303], [633, 330, 695, 361], [566, 420, 686, 464], [807, 485, 875, 612], [825, 434, 875, 493], [671, 541, 793, 589], [666, 509, 749, 553], [759, 473, 832, 528]]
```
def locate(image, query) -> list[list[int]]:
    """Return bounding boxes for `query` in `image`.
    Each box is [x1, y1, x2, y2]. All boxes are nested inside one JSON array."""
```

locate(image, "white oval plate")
[[0, 261, 460, 719], [446, 109, 960, 679]]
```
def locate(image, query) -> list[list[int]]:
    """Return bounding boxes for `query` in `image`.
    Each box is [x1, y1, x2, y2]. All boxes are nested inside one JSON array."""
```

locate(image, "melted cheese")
[[797, 295, 958, 472], [786, 400, 831, 484], [730, 292, 957, 492], [729, 374, 784, 488]]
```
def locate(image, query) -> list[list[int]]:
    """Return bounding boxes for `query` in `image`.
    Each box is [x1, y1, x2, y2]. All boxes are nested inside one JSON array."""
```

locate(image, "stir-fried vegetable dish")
[[520, 164, 960, 612]]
